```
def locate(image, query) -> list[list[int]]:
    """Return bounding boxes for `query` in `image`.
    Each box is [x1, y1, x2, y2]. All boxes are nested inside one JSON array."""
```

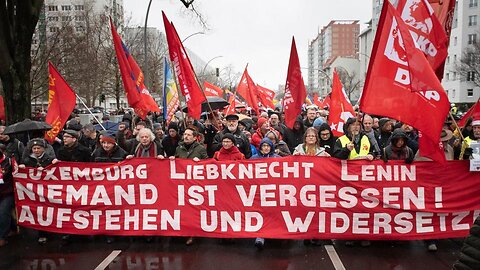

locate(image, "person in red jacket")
[[213, 134, 245, 161]]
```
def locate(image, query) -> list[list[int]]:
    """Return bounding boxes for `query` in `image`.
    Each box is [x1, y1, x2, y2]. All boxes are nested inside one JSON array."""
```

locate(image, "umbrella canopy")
[[95, 121, 119, 136], [182, 96, 229, 113], [3, 119, 52, 135]]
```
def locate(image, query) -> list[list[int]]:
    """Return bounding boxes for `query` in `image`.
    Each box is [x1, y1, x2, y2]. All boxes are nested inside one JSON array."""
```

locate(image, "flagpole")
[[449, 112, 465, 141], [167, 56, 188, 129], [75, 94, 106, 131]]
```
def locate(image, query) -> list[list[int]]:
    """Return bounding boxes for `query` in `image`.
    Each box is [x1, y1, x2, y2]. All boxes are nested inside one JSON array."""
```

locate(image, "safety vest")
[[339, 135, 371, 160], [460, 136, 479, 160]]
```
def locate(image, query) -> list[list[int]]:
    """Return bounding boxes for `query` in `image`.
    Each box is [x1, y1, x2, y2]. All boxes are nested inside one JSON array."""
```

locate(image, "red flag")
[[44, 62, 77, 143], [458, 100, 480, 128], [257, 85, 275, 109], [162, 12, 206, 120], [313, 93, 323, 108], [323, 94, 331, 109], [223, 94, 237, 116], [283, 37, 307, 129], [236, 66, 259, 115], [328, 70, 356, 137], [360, 1, 449, 162], [203, 81, 224, 97], [109, 19, 159, 119], [397, 0, 449, 78]]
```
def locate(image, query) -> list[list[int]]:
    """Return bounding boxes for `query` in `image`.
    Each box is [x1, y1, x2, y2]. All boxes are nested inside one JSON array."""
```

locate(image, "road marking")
[[325, 245, 346, 270], [95, 250, 122, 270]]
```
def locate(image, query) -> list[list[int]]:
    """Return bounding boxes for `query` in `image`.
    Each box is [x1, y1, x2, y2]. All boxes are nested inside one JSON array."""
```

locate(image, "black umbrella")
[[182, 96, 229, 113], [3, 119, 52, 135]]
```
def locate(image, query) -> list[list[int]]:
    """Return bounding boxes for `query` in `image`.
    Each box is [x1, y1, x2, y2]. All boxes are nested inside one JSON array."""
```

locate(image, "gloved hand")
[[464, 148, 473, 157]]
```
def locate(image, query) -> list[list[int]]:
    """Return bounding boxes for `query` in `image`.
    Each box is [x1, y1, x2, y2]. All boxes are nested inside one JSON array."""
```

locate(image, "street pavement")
[[0, 229, 464, 270]]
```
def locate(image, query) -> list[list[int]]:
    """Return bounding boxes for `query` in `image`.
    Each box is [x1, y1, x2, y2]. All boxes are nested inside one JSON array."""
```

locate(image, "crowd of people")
[[0, 105, 479, 252]]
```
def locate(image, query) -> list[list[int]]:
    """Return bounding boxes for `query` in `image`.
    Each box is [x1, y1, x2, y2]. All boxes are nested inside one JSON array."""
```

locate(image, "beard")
[[227, 124, 238, 132]]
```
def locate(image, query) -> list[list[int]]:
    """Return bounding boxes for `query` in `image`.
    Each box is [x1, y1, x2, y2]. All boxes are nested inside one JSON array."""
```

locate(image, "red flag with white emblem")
[[236, 66, 259, 115], [328, 70, 355, 137], [360, 1, 450, 163], [283, 37, 307, 129]]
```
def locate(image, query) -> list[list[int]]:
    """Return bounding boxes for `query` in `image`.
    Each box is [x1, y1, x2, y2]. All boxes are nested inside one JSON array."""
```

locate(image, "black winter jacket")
[[453, 216, 480, 270]]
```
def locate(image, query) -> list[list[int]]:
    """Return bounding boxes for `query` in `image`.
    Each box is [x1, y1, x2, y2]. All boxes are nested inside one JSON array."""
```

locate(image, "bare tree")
[[336, 68, 361, 102], [0, 0, 44, 123], [455, 39, 480, 88]]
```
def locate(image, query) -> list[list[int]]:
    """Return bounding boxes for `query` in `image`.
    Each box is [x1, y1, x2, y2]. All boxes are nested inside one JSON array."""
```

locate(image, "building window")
[[469, 15, 477, 26], [453, 72, 457, 80], [48, 5, 58, 11], [470, 0, 478, 7], [61, 5, 71, 11], [468, 34, 477, 44], [48, 16, 58, 22], [467, 71, 476, 81], [49, 27, 59, 33], [446, 73, 450, 81], [454, 36, 457, 46], [467, 89, 474, 97], [447, 56, 450, 64], [74, 5, 84, 11], [61, 16, 71, 22], [452, 89, 456, 98]]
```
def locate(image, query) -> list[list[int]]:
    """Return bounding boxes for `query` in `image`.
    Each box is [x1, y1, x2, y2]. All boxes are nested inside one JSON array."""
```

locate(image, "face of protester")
[[222, 138, 234, 150], [62, 133, 76, 147], [154, 127, 164, 138], [260, 121, 270, 132], [101, 141, 115, 152], [293, 122, 301, 130], [270, 115, 279, 126], [349, 122, 361, 136], [260, 143, 271, 155], [473, 125, 480, 139], [307, 108, 316, 121], [305, 130, 318, 145], [186, 115, 195, 126], [0, 126, 9, 142], [363, 116, 373, 132], [394, 138, 406, 148], [226, 119, 239, 132], [402, 124, 413, 133], [382, 121, 393, 133], [373, 118, 379, 129], [266, 133, 277, 144], [183, 129, 196, 145], [168, 128, 178, 138], [133, 124, 145, 136], [319, 130, 331, 141], [139, 130, 152, 146], [32, 145, 45, 157]]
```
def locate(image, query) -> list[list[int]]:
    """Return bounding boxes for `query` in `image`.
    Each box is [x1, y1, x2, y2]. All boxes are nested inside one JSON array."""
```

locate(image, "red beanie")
[[257, 117, 268, 129]]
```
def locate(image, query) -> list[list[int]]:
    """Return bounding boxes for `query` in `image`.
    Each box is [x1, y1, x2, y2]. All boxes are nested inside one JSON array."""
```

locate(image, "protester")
[[162, 122, 180, 157], [0, 125, 24, 162], [125, 128, 164, 159], [79, 123, 100, 152], [204, 112, 224, 157], [399, 123, 419, 155], [376, 117, 394, 150], [172, 126, 208, 245], [283, 116, 306, 153], [333, 118, 374, 161], [460, 118, 480, 160], [362, 114, 381, 157], [293, 127, 330, 157], [212, 114, 252, 159], [243, 130, 258, 157], [251, 117, 276, 148], [0, 145, 15, 247], [54, 130, 92, 163], [250, 137, 280, 250], [213, 133, 245, 161], [152, 123, 164, 141], [19, 138, 54, 244], [269, 111, 286, 136], [317, 123, 336, 156], [117, 121, 149, 153], [382, 128, 415, 163], [303, 106, 317, 128], [265, 130, 290, 157], [453, 216, 480, 270]]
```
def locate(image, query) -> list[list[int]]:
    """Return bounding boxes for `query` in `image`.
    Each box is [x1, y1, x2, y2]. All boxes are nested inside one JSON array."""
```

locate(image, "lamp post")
[[159, 31, 205, 60], [302, 67, 332, 96], [144, 0, 153, 88], [200, 55, 223, 78]]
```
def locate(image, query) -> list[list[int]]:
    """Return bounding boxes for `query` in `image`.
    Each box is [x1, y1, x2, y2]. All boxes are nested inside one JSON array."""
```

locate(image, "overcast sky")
[[124, 0, 372, 91]]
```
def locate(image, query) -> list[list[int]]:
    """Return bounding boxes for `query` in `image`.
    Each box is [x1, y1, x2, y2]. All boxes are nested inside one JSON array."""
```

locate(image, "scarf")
[[135, 142, 157, 157]]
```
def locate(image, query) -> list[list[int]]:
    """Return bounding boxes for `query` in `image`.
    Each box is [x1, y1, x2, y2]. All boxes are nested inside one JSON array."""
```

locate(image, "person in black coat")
[[0, 125, 24, 162], [317, 123, 336, 155], [453, 216, 480, 270], [162, 122, 181, 157], [0, 145, 14, 247], [54, 130, 91, 163], [212, 114, 252, 159], [91, 134, 127, 163], [283, 116, 306, 154]]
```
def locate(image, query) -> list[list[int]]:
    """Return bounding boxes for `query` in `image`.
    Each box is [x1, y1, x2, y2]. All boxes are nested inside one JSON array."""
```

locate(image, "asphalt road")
[[0, 229, 464, 270]]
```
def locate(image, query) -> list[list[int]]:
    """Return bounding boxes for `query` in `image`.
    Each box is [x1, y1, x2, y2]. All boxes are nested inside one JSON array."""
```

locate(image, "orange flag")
[[44, 62, 77, 143]]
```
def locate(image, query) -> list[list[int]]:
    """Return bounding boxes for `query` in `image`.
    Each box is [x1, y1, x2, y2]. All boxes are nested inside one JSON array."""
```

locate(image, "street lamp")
[[159, 31, 205, 60], [200, 55, 223, 78]]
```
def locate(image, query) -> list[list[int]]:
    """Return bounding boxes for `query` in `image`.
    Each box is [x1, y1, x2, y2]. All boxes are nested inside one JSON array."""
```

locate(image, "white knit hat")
[[472, 119, 480, 127]]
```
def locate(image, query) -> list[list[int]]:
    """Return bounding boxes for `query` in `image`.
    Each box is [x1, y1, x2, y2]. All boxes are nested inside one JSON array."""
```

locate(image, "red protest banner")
[[14, 158, 479, 240]]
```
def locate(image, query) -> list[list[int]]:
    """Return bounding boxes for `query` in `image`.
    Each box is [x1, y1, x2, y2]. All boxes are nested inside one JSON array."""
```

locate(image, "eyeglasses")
[[306, 135, 316, 138], [320, 133, 330, 136], [63, 135, 73, 139]]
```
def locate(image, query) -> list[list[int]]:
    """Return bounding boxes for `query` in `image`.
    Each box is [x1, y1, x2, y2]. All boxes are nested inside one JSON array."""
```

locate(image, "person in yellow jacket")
[[460, 118, 480, 160], [333, 117, 375, 161]]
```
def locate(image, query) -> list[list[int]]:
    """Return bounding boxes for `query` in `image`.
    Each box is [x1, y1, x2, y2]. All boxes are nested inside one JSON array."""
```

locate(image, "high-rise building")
[[308, 20, 360, 97], [442, 0, 480, 105]]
